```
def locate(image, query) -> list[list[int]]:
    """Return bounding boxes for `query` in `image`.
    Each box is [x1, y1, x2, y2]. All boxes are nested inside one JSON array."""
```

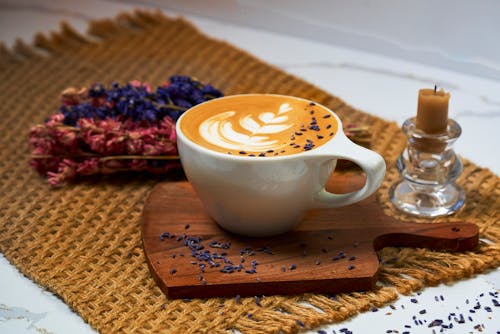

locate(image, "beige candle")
[[416, 87, 450, 134]]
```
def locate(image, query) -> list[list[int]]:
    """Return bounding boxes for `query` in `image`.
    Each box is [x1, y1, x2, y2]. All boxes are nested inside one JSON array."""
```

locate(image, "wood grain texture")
[[142, 172, 479, 299]]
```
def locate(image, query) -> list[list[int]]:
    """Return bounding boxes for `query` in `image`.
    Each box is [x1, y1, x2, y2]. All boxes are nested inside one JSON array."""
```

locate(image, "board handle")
[[373, 222, 479, 252]]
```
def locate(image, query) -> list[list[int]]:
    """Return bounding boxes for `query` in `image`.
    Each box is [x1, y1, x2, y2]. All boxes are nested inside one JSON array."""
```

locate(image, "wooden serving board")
[[141, 172, 478, 299]]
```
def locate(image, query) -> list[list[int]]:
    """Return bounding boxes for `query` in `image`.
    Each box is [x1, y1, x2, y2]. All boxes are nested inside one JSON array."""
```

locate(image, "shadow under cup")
[[176, 94, 386, 237]]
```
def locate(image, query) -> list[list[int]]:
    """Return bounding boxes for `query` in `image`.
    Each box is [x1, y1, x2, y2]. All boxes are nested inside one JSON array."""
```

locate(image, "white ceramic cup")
[[176, 94, 386, 236]]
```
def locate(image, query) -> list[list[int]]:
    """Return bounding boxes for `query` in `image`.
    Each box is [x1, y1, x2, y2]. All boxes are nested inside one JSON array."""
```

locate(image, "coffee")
[[177, 94, 386, 236], [179, 94, 339, 156]]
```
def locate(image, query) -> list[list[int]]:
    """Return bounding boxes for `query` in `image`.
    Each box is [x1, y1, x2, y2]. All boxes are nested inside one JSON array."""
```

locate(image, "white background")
[[0, 1, 499, 333]]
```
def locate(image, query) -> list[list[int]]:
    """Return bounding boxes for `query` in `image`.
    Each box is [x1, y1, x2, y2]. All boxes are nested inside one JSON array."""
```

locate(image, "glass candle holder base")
[[389, 180, 465, 217]]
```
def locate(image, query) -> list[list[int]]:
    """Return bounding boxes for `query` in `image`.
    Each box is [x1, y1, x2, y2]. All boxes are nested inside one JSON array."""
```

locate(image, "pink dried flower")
[[47, 159, 77, 185], [45, 113, 65, 128], [130, 80, 152, 93], [76, 158, 100, 175]]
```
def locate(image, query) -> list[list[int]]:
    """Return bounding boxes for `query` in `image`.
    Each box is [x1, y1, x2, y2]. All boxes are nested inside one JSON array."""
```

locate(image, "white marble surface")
[[0, 1, 499, 333]]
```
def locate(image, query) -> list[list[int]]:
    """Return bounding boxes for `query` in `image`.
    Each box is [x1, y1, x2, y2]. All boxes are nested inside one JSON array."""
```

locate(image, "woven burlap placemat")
[[0, 10, 499, 334]]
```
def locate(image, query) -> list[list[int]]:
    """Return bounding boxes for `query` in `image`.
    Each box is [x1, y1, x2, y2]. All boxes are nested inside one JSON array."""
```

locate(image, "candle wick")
[[434, 85, 437, 94]]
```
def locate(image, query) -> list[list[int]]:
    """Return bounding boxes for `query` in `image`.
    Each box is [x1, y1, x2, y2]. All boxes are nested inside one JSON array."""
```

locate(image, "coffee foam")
[[180, 95, 338, 156]]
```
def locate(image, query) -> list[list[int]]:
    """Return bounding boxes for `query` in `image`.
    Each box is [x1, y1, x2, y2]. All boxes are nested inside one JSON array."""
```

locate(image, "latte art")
[[179, 95, 339, 156], [199, 103, 293, 152]]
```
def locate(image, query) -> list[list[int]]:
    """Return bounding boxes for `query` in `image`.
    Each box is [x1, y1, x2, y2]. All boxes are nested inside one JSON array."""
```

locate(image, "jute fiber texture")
[[0, 10, 499, 334]]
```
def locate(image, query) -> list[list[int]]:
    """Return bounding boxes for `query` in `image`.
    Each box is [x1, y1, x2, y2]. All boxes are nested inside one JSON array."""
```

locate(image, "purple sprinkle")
[[492, 299, 500, 307], [309, 110, 315, 115], [247, 313, 253, 319], [329, 132, 334, 136], [296, 319, 305, 327], [239, 151, 247, 155], [371, 306, 378, 312], [419, 309, 427, 314], [309, 102, 316, 106], [170, 268, 177, 274], [390, 305, 396, 310], [468, 316, 473, 322], [317, 330, 327, 334], [248, 154, 255, 157], [326, 124, 332, 129], [410, 298, 418, 303], [317, 135, 324, 139], [254, 296, 262, 307], [323, 114, 331, 118], [440, 295, 444, 301], [290, 264, 297, 270], [295, 131, 303, 136], [258, 153, 265, 157], [235, 294, 241, 304], [185, 224, 190, 230], [484, 306, 492, 312], [349, 256, 356, 261], [348, 265, 355, 270]]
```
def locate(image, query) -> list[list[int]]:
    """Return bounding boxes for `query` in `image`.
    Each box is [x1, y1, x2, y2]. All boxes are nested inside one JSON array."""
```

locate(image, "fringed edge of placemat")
[[1, 9, 499, 334]]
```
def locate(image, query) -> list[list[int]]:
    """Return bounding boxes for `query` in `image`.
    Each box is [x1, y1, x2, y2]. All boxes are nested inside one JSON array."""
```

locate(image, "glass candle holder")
[[389, 117, 465, 217]]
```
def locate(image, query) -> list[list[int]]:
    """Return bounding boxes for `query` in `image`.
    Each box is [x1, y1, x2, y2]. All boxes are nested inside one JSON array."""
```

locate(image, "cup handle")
[[312, 136, 386, 208]]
